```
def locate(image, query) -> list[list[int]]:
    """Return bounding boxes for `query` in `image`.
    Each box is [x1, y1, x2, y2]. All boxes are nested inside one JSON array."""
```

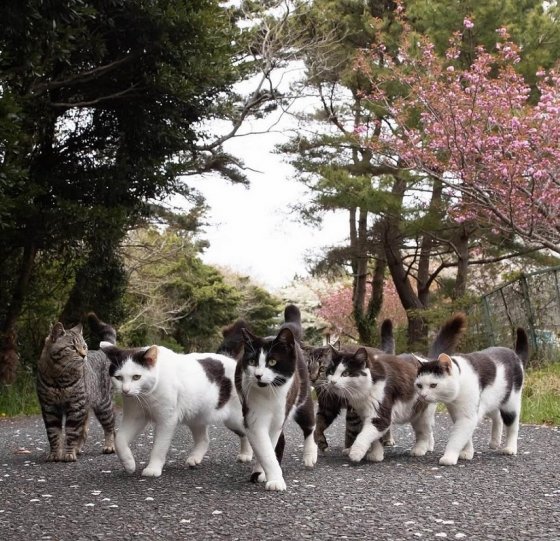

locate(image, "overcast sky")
[[186, 118, 348, 291]]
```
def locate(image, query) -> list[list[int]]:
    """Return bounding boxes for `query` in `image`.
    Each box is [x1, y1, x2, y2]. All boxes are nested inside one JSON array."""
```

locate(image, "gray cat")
[[36, 313, 116, 462]]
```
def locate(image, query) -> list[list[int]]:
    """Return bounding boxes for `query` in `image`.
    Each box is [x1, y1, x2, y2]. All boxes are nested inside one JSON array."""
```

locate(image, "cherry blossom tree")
[[358, 17, 560, 254]]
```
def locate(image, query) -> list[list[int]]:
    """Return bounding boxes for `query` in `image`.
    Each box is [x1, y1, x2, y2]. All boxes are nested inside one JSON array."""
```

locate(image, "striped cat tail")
[[87, 312, 117, 346], [380, 319, 395, 354], [429, 313, 467, 358], [515, 328, 530, 367]]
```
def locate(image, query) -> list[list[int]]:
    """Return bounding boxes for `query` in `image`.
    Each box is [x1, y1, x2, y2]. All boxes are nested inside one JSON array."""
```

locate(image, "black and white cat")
[[235, 305, 317, 491], [101, 344, 252, 477], [415, 328, 529, 466]]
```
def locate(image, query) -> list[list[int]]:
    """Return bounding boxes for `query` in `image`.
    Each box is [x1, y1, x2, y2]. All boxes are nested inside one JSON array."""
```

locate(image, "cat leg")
[[76, 411, 90, 454], [439, 415, 478, 466], [223, 420, 253, 463], [459, 439, 474, 460], [500, 392, 522, 455], [294, 395, 318, 468], [246, 424, 286, 491], [93, 398, 116, 454], [381, 426, 395, 447], [365, 439, 384, 462], [142, 418, 177, 477], [314, 387, 344, 452], [63, 401, 89, 462], [115, 412, 148, 474], [186, 424, 210, 467], [40, 403, 64, 462], [488, 410, 503, 450], [410, 404, 436, 456], [343, 407, 364, 454], [348, 422, 388, 463]]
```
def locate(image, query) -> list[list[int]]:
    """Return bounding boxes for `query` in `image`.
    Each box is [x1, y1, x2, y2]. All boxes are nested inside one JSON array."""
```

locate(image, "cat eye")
[[247, 358, 257, 366], [132, 375, 141, 381], [341, 370, 349, 377], [115, 375, 123, 381], [429, 383, 437, 388], [268, 358, 277, 367], [416, 383, 423, 389]]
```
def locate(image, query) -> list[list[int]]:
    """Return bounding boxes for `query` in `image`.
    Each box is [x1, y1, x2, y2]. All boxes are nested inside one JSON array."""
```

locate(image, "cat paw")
[[500, 446, 517, 455], [46, 451, 62, 462], [439, 454, 458, 466], [265, 479, 287, 491], [348, 448, 365, 463], [102, 445, 115, 454], [459, 449, 474, 460], [489, 440, 501, 450], [303, 449, 318, 468], [186, 455, 204, 467], [315, 435, 328, 452], [142, 465, 163, 477], [61, 451, 77, 462], [236, 452, 253, 463], [341, 447, 350, 456], [410, 444, 429, 457], [381, 436, 395, 447], [250, 470, 266, 483], [366, 448, 384, 462]]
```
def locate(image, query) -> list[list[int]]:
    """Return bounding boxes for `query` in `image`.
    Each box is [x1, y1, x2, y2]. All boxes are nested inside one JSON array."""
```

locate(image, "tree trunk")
[[0, 241, 37, 383], [452, 224, 471, 300]]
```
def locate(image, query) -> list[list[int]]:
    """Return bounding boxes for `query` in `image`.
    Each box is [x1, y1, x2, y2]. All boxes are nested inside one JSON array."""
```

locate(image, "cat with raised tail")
[[415, 327, 529, 466], [101, 345, 252, 477], [321, 313, 467, 463], [236, 304, 317, 491]]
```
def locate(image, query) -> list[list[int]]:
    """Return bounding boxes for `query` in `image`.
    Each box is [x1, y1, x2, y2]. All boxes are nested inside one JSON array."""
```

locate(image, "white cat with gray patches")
[[101, 344, 252, 477], [415, 328, 529, 466]]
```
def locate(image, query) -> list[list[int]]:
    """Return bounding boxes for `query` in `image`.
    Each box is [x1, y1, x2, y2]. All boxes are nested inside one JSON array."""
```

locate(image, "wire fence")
[[465, 266, 560, 366]]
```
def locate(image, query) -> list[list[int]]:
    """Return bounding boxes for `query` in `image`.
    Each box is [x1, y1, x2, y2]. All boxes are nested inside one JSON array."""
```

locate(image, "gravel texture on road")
[[0, 411, 558, 540]]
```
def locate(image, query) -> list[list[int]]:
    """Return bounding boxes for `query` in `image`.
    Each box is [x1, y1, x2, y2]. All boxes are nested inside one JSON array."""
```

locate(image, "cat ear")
[[69, 323, 83, 335], [143, 346, 158, 367], [438, 353, 453, 373], [241, 328, 257, 343], [411, 353, 426, 369], [50, 322, 65, 342], [276, 327, 294, 345], [331, 339, 340, 350], [354, 347, 368, 366]]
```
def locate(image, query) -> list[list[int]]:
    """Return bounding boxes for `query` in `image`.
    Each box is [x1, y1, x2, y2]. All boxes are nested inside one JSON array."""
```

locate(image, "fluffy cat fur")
[[101, 344, 252, 477], [236, 305, 317, 491], [415, 328, 529, 466], [36, 313, 116, 462]]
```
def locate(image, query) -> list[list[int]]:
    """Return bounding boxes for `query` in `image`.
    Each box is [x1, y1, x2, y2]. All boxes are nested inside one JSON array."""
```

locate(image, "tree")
[[359, 18, 560, 254]]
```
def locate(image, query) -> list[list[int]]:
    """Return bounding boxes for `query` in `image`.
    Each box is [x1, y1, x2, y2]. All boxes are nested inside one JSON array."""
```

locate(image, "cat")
[[307, 319, 396, 452], [36, 312, 116, 462], [101, 344, 252, 477], [235, 304, 317, 491], [320, 313, 467, 463], [415, 327, 529, 466]]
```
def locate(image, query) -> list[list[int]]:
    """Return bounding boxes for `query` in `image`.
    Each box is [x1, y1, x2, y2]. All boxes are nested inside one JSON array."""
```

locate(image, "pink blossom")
[[463, 17, 474, 29]]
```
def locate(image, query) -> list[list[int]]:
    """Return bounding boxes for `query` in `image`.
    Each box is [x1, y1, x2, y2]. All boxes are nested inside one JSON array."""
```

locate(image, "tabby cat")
[[236, 305, 317, 491], [415, 328, 529, 465], [102, 344, 252, 477], [36, 313, 116, 462]]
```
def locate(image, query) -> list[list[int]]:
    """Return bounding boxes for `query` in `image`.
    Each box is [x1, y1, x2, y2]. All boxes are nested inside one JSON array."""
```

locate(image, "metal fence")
[[466, 266, 560, 365]]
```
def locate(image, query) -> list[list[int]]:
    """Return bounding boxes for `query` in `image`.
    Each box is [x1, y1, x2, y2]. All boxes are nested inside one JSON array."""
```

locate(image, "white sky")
[[186, 118, 348, 291]]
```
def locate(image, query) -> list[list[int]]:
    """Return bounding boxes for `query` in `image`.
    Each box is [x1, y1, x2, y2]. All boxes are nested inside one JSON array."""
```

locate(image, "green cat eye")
[[342, 370, 349, 377], [132, 375, 141, 381], [268, 358, 277, 367], [248, 358, 257, 366]]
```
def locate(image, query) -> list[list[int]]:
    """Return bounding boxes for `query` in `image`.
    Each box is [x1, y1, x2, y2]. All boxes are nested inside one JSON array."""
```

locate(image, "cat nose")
[[255, 374, 262, 380]]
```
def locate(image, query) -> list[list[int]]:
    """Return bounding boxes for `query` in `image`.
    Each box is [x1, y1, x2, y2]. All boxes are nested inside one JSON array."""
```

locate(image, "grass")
[[521, 362, 560, 425], [1, 363, 559, 426]]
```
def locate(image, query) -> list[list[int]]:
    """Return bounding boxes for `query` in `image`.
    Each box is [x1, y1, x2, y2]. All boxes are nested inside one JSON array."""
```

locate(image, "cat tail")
[[87, 312, 117, 346], [217, 319, 251, 361], [283, 304, 303, 341], [380, 319, 395, 354], [515, 328, 530, 367], [428, 313, 467, 358]]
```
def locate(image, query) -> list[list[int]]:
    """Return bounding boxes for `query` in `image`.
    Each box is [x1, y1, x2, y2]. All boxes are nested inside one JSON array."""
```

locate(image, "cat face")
[[241, 327, 296, 388], [47, 322, 88, 362], [304, 345, 334, 384], [325, 348, 370, 397], [415, 354, 459, 403], [102, 345, 158, 396]]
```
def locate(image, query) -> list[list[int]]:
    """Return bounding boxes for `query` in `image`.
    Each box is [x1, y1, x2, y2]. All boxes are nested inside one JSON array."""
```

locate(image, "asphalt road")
[[0, 411, 558, 541]]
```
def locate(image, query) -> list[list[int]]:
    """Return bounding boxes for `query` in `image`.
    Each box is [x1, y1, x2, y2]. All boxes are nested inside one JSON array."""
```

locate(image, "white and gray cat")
[[415, 328, 529, 466], [101, 344, 252, 477], [235, 305, 318, 491]]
